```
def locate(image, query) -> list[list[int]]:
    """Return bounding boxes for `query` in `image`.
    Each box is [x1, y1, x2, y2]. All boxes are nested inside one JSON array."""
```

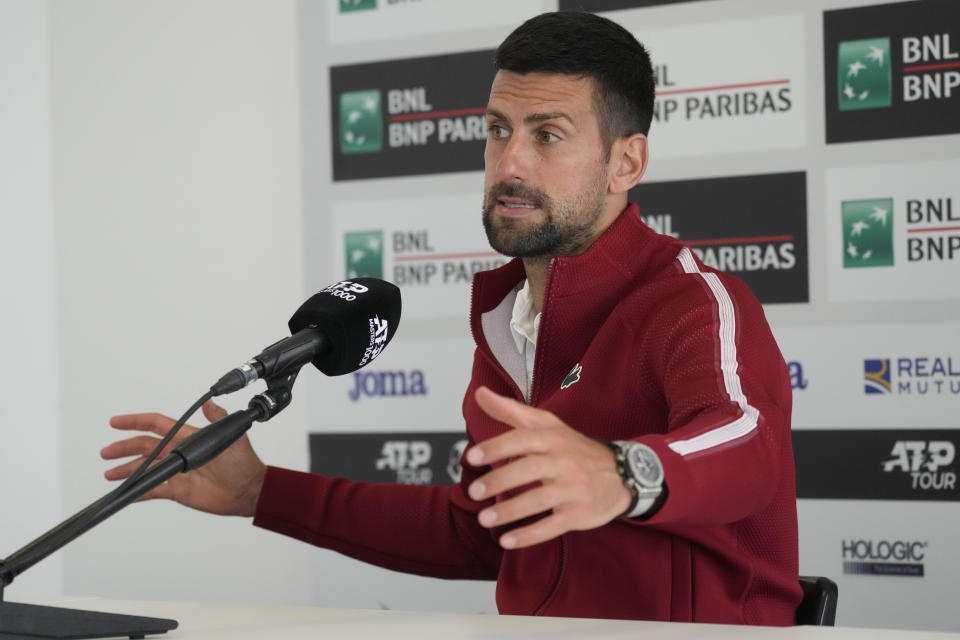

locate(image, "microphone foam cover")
[[288, 278, 401, 376]]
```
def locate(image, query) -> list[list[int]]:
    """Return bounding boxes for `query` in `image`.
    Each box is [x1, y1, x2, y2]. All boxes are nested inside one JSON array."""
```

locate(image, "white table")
[[9, 598, 960, 639]]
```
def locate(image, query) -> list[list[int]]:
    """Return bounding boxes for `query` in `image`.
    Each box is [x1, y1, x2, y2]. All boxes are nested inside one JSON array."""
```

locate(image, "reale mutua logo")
[[864, 356, 960, 396]]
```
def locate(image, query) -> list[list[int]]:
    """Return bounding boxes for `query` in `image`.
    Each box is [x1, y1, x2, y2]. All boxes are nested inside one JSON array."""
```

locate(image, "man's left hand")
[[466, 386, 632, 549]]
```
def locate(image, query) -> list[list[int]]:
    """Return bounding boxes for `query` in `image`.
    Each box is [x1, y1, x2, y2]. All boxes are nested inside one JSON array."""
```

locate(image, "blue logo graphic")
[[864, 359, 891, 394]]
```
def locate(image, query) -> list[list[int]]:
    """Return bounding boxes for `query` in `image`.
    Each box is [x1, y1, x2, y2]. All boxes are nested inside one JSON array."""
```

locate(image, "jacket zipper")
[[533, 536, 567, 615], [528, 258, 558, 407], [470, 263, 569, 616]]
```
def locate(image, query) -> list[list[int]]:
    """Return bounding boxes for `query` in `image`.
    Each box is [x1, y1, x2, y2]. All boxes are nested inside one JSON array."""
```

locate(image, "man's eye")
[[489, 124, 509, 139], [538, 131, 560, 143]]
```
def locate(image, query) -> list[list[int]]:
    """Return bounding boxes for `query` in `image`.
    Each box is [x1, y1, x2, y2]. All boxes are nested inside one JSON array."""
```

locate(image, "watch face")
[[627, 444, 663, 487]]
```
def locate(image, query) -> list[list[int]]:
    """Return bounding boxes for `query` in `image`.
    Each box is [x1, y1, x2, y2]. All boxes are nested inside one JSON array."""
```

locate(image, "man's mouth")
[[498, 197, 538, 210]]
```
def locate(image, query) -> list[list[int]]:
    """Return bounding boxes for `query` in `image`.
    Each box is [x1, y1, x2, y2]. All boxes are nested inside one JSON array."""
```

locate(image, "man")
[[103, 12, 801, 624]]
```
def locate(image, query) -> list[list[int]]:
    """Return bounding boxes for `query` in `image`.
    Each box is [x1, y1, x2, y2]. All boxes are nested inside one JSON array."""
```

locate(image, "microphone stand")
[[0, 370, 298, 639]]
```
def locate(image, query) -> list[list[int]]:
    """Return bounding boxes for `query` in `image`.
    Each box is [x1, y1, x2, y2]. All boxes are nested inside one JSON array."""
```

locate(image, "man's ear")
[[607, 133, 649, 194]]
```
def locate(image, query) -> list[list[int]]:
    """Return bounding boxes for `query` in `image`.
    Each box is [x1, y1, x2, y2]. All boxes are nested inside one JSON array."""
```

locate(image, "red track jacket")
[[253, 203, 802, 624]]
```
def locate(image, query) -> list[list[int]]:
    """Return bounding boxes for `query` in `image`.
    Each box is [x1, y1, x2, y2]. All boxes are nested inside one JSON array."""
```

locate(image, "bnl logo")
[[340, 90, 383, 154], [345, 230, 384, 278], [339, 0, 377, 13], [838, 38, 892, 111], [864, 359, 892, 394]]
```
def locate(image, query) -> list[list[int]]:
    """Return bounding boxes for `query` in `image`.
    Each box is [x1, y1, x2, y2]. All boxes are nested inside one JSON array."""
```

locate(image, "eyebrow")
[[486, 108, 575, 127]]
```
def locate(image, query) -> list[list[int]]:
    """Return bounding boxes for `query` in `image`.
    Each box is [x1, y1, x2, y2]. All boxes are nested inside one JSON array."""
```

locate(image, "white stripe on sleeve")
[[668, 248, 761, 457]]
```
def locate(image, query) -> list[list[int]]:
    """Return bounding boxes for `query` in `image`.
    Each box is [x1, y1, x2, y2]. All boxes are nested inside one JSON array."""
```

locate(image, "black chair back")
[[796, 575, 838, 626]]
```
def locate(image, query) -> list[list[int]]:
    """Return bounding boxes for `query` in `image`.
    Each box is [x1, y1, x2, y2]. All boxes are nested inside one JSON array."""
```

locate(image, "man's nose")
[[496, 134, 533, 183]]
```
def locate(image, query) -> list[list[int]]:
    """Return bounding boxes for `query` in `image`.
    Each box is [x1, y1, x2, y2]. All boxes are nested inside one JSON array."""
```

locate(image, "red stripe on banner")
[[907, 225, 960, 233], [686, 235, 794, 246], [656, 79, 790, 97], [389, 107, 487, 122], [394, 251, 503, 262], [903, 61, 960, 73]]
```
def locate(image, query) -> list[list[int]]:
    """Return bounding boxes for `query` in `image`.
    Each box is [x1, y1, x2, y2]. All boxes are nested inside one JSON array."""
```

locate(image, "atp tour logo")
[[376, 440, 432, 484], [842, 539, 927, 577], [310, 432, 469, 487], [330, 50, 495, 180], [883, 440, 956, 492], [824, 1, 960, 142], [793, 429, 960, 501], [864, 357, 960, 396], [838, 38, 892, 111], [843, 199, 894, 268]]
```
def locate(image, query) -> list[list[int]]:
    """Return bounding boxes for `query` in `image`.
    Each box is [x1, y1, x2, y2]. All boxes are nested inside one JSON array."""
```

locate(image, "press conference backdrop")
[[300, 0, 960, 632]]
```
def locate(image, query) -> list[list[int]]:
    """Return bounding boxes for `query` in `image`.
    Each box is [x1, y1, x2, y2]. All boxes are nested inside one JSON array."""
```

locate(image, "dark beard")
[[481, 179, 606, 258]]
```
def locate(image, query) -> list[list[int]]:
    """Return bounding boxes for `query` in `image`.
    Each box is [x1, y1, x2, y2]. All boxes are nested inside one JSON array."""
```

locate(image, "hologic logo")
[[842, 539, 926, 577], [348, 368, 426, 402]]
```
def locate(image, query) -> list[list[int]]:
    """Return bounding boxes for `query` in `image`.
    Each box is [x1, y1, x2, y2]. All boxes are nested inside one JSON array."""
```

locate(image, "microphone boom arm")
[[0, 379, 295, 638]]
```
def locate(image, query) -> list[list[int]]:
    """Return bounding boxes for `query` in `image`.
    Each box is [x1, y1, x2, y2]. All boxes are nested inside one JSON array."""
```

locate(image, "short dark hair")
[[494, 11, 655, 151]]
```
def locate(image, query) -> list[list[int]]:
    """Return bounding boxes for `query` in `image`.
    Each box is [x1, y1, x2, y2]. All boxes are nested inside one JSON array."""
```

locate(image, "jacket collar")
[[470, 203, 659, 404]]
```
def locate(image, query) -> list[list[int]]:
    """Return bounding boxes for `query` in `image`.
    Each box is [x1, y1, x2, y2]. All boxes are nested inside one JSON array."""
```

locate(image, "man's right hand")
[[101, 400, 268, 517]]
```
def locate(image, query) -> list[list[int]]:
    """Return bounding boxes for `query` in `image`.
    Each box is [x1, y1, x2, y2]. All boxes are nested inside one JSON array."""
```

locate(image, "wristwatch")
[[606, 440, 665, 519]]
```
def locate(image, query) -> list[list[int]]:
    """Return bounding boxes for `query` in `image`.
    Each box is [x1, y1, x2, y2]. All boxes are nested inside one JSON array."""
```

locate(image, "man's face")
[[482, 71, 612, 258]]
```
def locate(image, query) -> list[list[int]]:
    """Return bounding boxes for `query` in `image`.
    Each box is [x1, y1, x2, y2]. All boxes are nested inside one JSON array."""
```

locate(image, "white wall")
[[47, 0, 319, 604], [0, 0, 62, 598]]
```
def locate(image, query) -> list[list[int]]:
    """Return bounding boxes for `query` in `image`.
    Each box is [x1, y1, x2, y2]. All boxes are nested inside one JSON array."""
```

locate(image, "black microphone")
[[210, 278, 401, 396]]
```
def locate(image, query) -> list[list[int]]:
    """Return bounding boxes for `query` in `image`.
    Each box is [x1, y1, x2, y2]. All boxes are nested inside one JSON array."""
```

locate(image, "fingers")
[[469, 454, 554, 502], [109, 412, 177, 436], [477, 484, 560, 529], [103, 457, 146, 481], [474, 386, 554, 431], [201, 399, 228, 423], [498, 512, 569, 550], [100, 435, 163, 461]]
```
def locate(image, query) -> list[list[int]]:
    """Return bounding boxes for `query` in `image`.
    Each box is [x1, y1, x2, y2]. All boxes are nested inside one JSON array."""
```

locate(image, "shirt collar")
[[509, 280, 541, 355]]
